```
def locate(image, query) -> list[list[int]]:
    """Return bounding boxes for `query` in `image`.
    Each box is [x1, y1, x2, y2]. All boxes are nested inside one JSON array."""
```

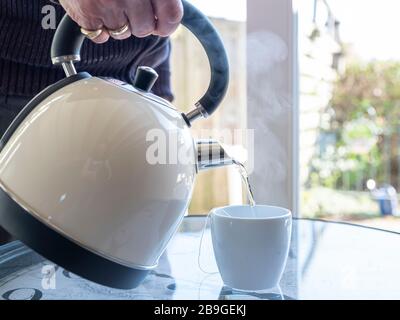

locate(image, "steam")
[[247, 31, 290, 120], [247, 31, 291, 206]]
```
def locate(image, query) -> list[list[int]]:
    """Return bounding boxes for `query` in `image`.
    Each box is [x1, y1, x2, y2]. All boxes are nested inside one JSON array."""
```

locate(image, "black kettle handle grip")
[[51, 0, 229, 117]]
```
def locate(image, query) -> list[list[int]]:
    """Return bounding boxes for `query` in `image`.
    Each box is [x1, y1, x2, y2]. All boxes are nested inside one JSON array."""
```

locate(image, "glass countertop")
[[0, 217, 399, 300]]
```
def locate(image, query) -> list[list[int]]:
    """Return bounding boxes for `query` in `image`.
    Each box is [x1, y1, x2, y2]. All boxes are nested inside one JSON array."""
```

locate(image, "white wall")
[[247, 0, 299, 299], [247, 0, 298, 213]]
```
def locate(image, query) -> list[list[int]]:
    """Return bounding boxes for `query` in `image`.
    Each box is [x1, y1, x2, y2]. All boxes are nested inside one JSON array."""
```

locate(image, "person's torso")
[[0, 0, 170, 96]]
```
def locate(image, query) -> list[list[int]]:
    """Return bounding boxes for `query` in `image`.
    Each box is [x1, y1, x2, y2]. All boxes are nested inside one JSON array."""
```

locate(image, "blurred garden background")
[[171, 0, 400, 228], [299, 0, 400, 230]]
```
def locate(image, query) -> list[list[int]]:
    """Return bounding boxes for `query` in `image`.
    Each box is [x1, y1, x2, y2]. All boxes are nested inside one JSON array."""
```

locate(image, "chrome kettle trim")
[[196, 139, 234, 171]]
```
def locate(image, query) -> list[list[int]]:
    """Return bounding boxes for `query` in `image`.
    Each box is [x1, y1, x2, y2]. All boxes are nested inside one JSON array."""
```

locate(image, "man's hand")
[[59, 0, 183, 43]]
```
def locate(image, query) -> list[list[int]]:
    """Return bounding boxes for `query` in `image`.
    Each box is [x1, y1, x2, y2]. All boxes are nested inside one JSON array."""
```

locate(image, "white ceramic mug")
[[210, 205, 292, 291]]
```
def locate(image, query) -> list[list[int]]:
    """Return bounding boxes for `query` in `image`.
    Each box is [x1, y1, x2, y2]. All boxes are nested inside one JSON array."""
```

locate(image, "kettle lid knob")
[[133, 66, 159, 92]]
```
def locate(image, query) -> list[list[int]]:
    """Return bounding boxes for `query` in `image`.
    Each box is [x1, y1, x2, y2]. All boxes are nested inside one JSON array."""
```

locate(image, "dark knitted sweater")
[[0, 0, 173, 100]]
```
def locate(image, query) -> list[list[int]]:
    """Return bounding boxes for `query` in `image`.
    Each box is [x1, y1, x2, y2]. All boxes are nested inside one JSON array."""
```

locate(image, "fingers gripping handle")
[[50, 0, 229, 121]]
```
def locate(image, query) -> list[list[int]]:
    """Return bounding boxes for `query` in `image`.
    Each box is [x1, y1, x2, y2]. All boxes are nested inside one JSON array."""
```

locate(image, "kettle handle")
[[50, 0, 229, 123]]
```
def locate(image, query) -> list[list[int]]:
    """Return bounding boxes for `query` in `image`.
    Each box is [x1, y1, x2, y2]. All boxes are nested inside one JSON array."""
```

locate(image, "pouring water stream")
[[233, 160, 256, 207]]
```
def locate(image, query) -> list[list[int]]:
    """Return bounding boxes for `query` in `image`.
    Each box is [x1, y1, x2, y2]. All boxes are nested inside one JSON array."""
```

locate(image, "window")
[[171, 0, 248, 214]]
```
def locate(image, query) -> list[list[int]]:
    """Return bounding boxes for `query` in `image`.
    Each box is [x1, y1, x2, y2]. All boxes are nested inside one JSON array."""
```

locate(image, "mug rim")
[[210, 204, 292, 220]]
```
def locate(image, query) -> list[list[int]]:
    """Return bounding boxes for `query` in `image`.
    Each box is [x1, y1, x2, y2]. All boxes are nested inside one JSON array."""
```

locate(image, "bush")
[[311, 61, 400, 190]]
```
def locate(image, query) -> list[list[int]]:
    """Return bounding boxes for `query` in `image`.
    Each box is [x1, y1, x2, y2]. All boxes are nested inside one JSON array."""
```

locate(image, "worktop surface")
[[1, 217, 399, 300]]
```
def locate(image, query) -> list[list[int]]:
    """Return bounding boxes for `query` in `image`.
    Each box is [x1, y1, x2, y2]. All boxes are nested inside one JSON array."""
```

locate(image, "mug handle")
[[50, 0, 230, 123]]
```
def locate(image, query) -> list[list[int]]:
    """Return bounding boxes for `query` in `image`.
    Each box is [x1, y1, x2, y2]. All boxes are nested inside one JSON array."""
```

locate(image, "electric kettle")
[[0, 1, 231, 289]]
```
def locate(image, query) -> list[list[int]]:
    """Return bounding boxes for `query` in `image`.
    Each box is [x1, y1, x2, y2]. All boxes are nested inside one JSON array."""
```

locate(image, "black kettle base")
[[0, 186, 149, 290]]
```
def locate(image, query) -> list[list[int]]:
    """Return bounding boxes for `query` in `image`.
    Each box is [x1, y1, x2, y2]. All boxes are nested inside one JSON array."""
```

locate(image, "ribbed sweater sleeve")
[[0, 0, 173, 100]]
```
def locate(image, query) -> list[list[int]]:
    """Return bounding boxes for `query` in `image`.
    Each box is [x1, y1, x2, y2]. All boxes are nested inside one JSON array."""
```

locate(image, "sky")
[[188, 0, 246, 21], [328, 0, 400, 61], [194, 0, 400, 61]]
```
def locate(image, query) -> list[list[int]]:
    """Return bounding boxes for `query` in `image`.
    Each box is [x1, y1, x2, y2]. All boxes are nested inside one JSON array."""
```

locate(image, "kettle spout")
[[196, 139, 235, 171]]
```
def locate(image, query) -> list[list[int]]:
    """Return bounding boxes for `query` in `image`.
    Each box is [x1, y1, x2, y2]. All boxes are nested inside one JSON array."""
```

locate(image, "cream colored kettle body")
[[0, 76, 197, 268], [0, 0, 229, 289]]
